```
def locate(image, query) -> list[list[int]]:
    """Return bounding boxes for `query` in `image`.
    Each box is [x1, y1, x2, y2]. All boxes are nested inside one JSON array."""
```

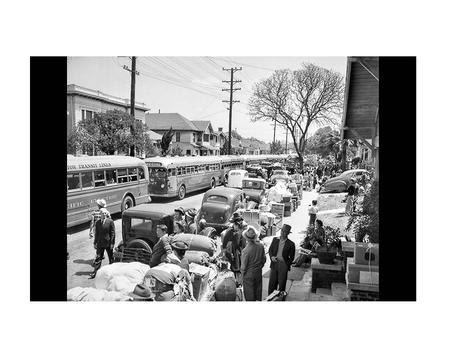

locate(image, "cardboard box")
[[354, 242, 379, 266], [359, 271, 379, 285], [270, 203, 284, 218], [243, 209, 260, 226], [347, 258, 379, 284], [189, 264, 210, 301]]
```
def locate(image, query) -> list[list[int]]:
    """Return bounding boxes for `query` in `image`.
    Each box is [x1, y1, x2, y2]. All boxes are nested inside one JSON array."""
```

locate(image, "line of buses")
[[67, 154, 291, 227]]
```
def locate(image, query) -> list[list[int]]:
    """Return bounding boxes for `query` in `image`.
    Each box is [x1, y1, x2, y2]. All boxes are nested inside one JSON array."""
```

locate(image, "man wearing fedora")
[[240, 226, 266, 301], [89, 209, 115, 279], [89, 199, 110, 239], [268, 224, 296, 295]]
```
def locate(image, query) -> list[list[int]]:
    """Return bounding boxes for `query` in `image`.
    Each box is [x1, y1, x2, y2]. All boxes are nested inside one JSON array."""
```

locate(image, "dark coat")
[[94, 218, 115, 248], [268, 237, 295, 271]]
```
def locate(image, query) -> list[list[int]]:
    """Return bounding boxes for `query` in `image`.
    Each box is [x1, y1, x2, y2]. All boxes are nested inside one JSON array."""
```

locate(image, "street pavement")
[[67, 187, 319, 300]]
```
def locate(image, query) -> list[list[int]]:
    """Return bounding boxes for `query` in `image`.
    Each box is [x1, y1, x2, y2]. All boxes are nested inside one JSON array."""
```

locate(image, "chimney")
[[218, 127, 223, 132]]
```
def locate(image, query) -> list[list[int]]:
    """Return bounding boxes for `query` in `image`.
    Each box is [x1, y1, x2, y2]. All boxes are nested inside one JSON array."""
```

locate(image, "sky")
[[67, 56, 347, 143]]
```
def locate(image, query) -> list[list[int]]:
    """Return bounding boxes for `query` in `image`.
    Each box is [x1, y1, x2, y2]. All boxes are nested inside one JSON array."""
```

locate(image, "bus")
[[144, 156, 223, 199], [67, 155, 151, 228]]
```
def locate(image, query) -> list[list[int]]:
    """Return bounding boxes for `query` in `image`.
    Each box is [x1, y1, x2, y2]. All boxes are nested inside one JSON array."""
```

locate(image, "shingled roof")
[[191, 120, 214, 133], [145, 113, 199, 131]]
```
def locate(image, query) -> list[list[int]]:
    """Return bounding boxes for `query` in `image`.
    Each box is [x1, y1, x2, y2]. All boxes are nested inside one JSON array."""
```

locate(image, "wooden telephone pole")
[[123, 56, 139, 156], [222, 67, 241, 155]]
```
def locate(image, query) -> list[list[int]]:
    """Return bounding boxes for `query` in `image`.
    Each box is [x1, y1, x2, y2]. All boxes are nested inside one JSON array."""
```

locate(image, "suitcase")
[[354, 243, 379, 266]]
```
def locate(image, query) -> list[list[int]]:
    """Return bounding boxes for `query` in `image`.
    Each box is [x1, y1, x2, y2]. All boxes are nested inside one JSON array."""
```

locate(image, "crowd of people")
[[84, 161, 374, 300]]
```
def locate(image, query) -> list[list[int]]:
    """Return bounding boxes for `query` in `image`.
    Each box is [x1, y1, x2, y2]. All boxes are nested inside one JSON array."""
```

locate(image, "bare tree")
[[249, 63, 344, 169]]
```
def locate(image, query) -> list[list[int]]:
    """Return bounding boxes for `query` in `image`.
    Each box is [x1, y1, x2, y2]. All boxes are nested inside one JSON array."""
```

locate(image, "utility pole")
[[123, 56, 139, 156], [222, 67, 242, 155]]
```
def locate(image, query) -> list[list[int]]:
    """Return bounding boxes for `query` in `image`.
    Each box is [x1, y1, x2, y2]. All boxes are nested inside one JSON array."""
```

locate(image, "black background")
[[29, 56, 416, 301]]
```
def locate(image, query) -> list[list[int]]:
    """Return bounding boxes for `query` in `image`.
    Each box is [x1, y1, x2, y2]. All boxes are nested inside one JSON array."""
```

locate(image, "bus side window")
[[67, 173, 81, 191], [117, 168, 128, 183], [106, 169, 117, 185], [94, 170, 106, 187], [182, 167, 186, 175], [129, 167, 138, 182], [80, 172, 94, 189], [206, 164, 210, 172], [177, 168, 182, 176], [138, 167, 145, 180]]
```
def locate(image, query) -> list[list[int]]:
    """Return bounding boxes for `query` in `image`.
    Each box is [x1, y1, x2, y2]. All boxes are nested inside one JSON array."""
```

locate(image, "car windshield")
[[206, 195, 228, 203], [130, 218, 153, 232], [243, 181, 263, 189], [149, 168, 167, 178]]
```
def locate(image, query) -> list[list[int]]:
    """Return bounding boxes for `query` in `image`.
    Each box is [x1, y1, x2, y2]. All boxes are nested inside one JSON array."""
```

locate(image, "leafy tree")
[[249, 64, 344, 170], [67, 109, 147, 155], [270, 140, 284, 154], [161, 127, 175, 156]]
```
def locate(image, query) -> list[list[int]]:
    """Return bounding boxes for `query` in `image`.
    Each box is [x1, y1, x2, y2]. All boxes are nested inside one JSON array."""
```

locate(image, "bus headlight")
[[161, 184, 165, 188]]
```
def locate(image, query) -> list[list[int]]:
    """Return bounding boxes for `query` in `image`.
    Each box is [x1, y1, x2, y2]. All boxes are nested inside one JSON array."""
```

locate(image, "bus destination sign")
[[67, 162, 112, 171]]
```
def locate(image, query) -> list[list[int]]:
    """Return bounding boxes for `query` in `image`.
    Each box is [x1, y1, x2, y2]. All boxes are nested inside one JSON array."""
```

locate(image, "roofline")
[[67, 84, 148, 111]]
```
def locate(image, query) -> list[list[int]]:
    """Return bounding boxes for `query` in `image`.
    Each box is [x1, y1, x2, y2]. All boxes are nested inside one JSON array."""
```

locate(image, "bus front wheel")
[[121, 195, 134, 213], [178, 185, 186, 200]]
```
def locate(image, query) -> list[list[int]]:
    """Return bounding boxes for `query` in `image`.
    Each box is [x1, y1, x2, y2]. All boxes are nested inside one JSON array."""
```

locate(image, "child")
[[308, 200, 319, 226]]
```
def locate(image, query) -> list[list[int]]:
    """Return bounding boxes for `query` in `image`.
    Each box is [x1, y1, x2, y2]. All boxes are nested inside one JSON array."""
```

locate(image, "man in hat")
[[267, 224, 296, 295], [150, 224, 173, 267], [89, 209, 115, 279], [174, 206, 187, 231], [240, 226, 266, 301], [170, 240, 190, 271], [222, 212, 247, 280], [89, 199, 111, 239]]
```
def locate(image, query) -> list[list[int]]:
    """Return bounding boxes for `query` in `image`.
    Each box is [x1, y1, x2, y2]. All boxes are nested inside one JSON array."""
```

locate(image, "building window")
[[197, 134, 202, 142], [192, 133, 196, 142], [186, 149, 191, 156], [203, 134, 209, 142], [176, 132, 180, 142]]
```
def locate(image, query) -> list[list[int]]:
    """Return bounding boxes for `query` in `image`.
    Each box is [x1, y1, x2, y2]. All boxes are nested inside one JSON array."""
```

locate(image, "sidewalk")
[[260, 190, 318, 300]]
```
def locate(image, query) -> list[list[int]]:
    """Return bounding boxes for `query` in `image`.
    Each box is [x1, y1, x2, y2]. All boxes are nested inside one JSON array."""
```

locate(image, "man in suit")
[[268, 224, 296, 295], [89, 209, 115, 279]]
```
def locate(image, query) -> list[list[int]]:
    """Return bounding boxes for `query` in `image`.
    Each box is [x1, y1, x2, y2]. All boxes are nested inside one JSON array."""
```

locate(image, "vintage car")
[[270, 169, 290, 185], [227, 169, 248, 189], [319, 169, 368, 193], [242, 178, 267, 203], [246, 165, 268, 180], [118, 203, 177, 254], [197, 187, 245, 233]]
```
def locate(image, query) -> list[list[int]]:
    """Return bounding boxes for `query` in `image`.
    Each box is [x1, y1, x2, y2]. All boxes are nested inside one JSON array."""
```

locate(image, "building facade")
[[67, 84, 149, 136]]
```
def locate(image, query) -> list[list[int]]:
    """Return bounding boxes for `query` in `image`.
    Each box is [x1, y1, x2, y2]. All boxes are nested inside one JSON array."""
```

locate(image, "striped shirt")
[[91, 208, 111, 222]]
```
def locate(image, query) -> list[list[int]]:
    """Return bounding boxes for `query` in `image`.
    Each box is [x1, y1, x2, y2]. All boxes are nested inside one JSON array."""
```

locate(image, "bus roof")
[[67, 155, 146, 171], [144, 155, 223, 167]]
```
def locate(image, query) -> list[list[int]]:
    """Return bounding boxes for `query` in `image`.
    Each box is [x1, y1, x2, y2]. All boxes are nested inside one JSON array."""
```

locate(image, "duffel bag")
[[199, 226, 217, 239], [185, 250, 210, 265], [144, 263, 181, 294], [172, 234, 216, 256]]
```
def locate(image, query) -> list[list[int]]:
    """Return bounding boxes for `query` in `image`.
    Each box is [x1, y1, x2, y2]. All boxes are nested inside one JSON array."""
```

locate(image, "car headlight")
[[161, 184, 165, 188]]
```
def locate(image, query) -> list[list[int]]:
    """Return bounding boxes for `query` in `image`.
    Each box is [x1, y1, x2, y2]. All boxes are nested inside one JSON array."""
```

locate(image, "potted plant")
[[315, 226, 342, 264]]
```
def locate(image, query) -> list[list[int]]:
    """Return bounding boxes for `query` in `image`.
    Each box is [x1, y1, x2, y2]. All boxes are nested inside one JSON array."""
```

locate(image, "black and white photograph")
[[65, 56, 379, 302]]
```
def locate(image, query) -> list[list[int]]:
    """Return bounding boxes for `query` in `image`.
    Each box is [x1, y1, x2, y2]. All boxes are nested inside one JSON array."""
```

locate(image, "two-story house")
[[191, 121, 220, 156], [145, 113, 202, 156]]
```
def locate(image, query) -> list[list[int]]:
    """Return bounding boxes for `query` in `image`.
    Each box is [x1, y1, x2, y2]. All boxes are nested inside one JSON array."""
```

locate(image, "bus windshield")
[[148, 167, 167, 178]]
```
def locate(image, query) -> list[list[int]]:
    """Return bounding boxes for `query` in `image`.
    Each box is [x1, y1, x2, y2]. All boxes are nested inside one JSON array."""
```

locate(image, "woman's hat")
[[186, 208, 197, 218], [174, 207, 185, 215], [243, 226, 259, 242], [96, 199, 107, 208]]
